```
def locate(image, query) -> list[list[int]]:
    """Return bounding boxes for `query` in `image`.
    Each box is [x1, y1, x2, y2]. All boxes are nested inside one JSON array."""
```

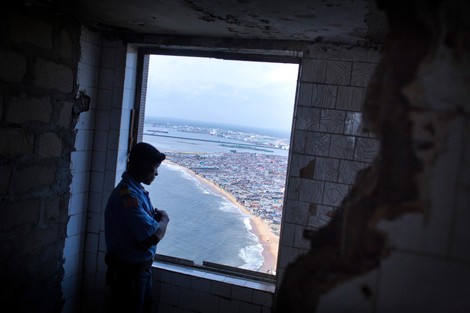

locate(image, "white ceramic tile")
[[223, 276, 247, 288], [85, 211, 101, 233], [94, 109, 110, 131], [124, 67, 136, 89], [198, 292, 219, 313], [89, 190, 104, 213], [92, 130, 107, 152], [106, 129, 120, 151], [122, 86, 135, 110], [300, 58, 327, 83], [126, 48, 138, 69], [68, 192, 87, 215], [105, 150, 118, 172], [279, 222, 295, 246], [109, 108, 122, 131], [91, 151, 106, 172], [252, 289, 274, 306], [89, 171, 104, 193], [113, 65, 126, 89], [66, 212, 81, 237], [98, 68, 114, 89], [191, 276, 212, 292], [293, 224, 310, 249], [100, 46, 116, 69], [64, 234, 81, 258], [218, 297, 241, 313], [74, 108, 96, 130], [85, 232, 99, 253], [98, 233, 106, 254], [211, 280, 232, 297]]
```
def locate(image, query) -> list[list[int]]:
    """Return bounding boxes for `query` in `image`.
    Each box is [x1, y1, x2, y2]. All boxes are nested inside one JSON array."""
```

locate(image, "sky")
[[145, 55, 299, 132]]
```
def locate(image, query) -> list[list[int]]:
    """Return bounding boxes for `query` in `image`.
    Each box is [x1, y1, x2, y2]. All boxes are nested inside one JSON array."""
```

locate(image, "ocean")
[[148, 162, 263, 271], [142, 119, 288, 272]]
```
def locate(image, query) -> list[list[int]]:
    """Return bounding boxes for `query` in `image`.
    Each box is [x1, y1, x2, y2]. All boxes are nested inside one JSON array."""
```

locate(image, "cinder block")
[[38, 132, 62, 158], [60, 29, 73, 60], [12, 164, 56, 193], [6, 94, 52, 123], [0, 166, 12, 196], [34, 58, 74, 93], [9, 12, 53, 50], [0, 51, 27, 83], [0, 129, 34, 157]]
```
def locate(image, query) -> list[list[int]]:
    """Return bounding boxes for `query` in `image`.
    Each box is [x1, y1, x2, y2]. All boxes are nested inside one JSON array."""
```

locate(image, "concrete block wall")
[[277, 45, 381, 283], [0, 9, 81, 312]]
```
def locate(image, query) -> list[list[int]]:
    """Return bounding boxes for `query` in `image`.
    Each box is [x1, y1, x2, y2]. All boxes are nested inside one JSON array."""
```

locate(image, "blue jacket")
[[105, 172, 159, 263]]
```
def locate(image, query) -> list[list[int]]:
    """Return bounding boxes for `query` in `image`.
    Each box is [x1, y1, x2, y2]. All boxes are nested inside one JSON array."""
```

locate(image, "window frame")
[[132, 46, 301, 282]]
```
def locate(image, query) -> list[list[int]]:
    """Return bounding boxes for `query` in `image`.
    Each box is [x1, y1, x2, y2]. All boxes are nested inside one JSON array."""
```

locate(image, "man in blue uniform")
[[105, 142, 170, 313]]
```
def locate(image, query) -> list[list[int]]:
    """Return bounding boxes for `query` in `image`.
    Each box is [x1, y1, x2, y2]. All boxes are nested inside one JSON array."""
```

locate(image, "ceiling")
[[25, 0, 388, 45]]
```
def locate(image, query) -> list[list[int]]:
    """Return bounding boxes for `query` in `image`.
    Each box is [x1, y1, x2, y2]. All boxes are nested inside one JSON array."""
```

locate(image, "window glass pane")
[[144, 55, 298, 275]]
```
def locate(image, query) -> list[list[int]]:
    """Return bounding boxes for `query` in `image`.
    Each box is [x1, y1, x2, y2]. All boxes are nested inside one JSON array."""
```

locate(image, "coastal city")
[[145, 118, 291, 235]]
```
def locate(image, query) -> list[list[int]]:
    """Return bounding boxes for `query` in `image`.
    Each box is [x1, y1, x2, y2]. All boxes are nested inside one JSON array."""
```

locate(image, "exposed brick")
[[43, 196, 61, 221], [38, 132, 62, 158], [0, 166, 12, 196], [12, 165, 56, 193], [0, 129, 34, 157], [60, 29, 73, 59], [0, 198, 40, 231], [9, 12, 53, 50], [6, 95, 52, 124], [58, 101, 73, 128], [0, 51, 27, 83], [34, 58, 73, 93]]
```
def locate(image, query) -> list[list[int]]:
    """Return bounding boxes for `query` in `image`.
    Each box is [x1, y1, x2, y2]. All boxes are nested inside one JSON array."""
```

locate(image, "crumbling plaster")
[[273, 1, 470, 312]]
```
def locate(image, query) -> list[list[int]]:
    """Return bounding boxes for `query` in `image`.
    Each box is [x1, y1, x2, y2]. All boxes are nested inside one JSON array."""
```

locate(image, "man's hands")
[[154, 208, 169, 242], [153, 208, 169, 223], [139, 209, 170, 249]]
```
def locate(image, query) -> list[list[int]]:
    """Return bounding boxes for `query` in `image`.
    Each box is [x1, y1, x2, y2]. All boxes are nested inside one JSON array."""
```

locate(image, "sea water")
[[147, 162, 263, 270]]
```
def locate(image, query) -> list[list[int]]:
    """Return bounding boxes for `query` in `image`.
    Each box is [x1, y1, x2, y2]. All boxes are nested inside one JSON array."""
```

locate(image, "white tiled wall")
[[277, 44, 381, 284], [68, 38, 383, 313], [62, 26, 101, 313]]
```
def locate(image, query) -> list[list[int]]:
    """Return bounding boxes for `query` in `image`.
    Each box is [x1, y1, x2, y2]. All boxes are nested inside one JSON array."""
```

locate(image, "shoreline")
[[166, 161, 279, 274]]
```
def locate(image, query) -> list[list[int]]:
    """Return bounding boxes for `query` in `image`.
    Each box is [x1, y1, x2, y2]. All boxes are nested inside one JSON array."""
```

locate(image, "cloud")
[[145, 55, 298, 131]]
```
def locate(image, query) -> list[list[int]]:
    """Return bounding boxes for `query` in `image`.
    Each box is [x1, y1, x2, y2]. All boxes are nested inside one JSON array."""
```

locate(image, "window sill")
[[152, 260, 276, 293]]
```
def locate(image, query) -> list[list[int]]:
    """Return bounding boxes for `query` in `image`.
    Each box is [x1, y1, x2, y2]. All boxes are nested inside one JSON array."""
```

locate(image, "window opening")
[[143, 54, 298, 276]]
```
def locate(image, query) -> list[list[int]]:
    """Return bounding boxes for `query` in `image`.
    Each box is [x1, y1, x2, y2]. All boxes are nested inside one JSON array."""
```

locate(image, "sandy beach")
[[167, 161, 279, 274]]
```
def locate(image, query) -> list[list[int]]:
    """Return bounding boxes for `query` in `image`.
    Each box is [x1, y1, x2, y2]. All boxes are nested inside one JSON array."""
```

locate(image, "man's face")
[[141, 163, 160, 185]]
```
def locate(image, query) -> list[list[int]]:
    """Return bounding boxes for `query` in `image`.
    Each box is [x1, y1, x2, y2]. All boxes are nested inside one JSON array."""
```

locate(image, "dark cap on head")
[[128, 142, 166, 166]]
